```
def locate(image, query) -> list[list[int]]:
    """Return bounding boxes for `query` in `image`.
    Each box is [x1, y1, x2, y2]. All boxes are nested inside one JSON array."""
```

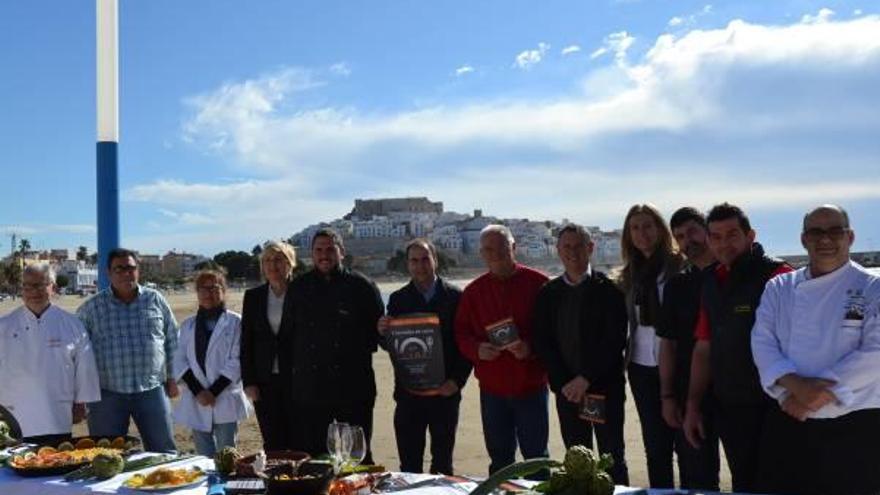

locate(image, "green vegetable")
[[58, 442, 75, 452], [470, 458, 561, 495], [586, 471, 615, 495], [213, 446, 240, 475], [562, 445, 599, 481], [92, 452, 125, 479]]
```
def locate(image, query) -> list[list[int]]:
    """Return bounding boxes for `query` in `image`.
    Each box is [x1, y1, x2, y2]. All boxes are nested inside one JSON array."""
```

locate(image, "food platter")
[[122, 466, 206, 492], [6, 436, 139, 477]]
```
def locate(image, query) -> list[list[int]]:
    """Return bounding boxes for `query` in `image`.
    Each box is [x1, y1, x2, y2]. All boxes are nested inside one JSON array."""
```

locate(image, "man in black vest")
[[377, 238, 472, 474], [288, 228, 384, 462], [682, 203, 791, 493], [656, 207, 720, 491], [532, 223, 630, 485]]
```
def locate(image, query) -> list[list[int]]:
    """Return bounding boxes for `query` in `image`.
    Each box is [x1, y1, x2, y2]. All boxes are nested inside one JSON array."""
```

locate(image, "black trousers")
[[293, 399, 375, 464], [393, 393, 461, 475], [757, 406, 880, 495], [253, 373, 297, 451], [628, 363, 677, 488], [555, 382, 630, 486], [674, 399, 719, 491], [715, 399, 768, 493]]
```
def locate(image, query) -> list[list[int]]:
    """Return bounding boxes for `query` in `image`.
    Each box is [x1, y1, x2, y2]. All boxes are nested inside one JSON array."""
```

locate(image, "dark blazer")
[[385, 277, 472, 400], [532, 271, 628, 395], [288, 268, 384, 406], [240, 282, 295, 387]]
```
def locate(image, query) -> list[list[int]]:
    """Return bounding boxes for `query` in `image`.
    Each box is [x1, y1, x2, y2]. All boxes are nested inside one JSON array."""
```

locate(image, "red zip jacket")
[[455, 264, 549, 397]]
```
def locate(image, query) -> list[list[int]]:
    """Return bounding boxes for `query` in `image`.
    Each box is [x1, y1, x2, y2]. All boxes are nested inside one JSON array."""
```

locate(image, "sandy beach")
[[0, 285, 731, 489]]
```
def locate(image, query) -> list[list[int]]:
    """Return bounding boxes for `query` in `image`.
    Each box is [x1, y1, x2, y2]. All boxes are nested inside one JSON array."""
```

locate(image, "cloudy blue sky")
[[1, 1, 879, 257]]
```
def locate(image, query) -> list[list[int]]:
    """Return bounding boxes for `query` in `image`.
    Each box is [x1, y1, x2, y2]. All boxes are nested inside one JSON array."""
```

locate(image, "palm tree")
[[18, 238, 31, 255]]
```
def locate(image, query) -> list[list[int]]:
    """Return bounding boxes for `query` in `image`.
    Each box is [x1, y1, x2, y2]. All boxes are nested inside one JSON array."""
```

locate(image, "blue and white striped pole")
[[96, 0, 119, 289]]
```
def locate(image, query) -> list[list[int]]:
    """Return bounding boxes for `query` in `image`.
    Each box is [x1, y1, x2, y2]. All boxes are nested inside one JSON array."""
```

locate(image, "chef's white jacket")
[[752, 261, 880, 419], [0, 304, 101, 437], [172, 310, 252, 432]]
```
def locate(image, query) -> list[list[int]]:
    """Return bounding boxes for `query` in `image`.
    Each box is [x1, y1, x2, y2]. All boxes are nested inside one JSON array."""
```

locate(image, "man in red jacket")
[[455, 224, 550, 475]]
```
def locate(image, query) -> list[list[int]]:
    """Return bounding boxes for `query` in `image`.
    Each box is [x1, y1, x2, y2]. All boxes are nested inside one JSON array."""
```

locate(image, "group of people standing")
[[1, 202, 878, 495]]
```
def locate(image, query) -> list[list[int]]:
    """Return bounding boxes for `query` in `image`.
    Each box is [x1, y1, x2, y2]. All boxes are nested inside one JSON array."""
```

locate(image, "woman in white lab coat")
[[173, 269, 252, 456]]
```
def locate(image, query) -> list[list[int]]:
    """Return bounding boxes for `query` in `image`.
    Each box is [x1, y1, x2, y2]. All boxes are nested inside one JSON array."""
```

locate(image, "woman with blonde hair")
[[618, 204, 684, 489], [240, 240, 299, 450], [173, 269, 252, 456]]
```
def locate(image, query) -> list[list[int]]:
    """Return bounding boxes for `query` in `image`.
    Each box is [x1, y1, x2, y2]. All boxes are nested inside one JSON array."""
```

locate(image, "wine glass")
[[345, 425, 366, 469], [326, 421, 352, 472]]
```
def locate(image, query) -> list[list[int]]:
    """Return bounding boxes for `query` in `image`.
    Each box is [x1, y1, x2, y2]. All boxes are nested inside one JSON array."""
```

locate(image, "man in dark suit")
[[288, 228, 384, 461], [240, 241, 298, 450], [377, 238, 472, 474]]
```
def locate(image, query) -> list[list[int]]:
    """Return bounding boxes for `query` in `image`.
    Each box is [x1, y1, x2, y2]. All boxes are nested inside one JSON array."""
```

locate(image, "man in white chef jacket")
[[752, 205, 880, 495], [0, 264, 101, 444]]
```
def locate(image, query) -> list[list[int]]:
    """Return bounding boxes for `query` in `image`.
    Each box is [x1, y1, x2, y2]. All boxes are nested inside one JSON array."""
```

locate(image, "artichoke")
[[213, 446, 239, 475], [562, 445, 598, 481], [586, 471, 615, 495], [92, 452, 125, 479]]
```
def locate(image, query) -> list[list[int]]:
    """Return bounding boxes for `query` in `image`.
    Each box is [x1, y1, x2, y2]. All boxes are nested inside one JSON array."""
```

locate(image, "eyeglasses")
[[112, 265, 138, 274], [197, 285, 224, 293], [803, 226, 850, 242], [22, 282, 48, 291]]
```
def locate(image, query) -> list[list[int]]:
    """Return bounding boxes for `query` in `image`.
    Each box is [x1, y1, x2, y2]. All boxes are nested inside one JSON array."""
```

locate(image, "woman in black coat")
[[240, 240, 298, 450]]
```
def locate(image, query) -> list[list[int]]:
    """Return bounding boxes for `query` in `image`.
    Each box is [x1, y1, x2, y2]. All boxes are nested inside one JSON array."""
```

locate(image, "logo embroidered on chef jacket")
[[843, 289, 866, 322]]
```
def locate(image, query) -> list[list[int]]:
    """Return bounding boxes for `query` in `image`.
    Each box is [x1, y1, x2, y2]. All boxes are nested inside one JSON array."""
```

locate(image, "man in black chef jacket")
[[288, 228, 384, 462]]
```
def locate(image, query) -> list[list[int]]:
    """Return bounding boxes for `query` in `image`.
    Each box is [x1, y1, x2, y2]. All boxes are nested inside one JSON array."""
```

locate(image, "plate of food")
[[6, 436, 138, 477], [122, 466, 207, 491], [7, 446, 123, 477]]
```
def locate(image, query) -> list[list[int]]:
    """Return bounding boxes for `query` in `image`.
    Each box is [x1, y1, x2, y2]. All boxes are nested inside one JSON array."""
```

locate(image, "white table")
[[0, 454, 214, 495]]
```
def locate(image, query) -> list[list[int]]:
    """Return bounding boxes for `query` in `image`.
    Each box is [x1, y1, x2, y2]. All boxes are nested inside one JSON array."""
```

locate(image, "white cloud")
[[145, 13, 880, 252], [513, 42, 550, 70], [801, 8, 835, 24], [854, 9, 863, 16], [590, 31, 634, 64], [668, 4, 714, 29], [561, 45, 582, 55], [329, 62, 351, 77], [157, 208, 217, 225], [589, 47, 608, 59], [0, 224, 96, 235], [455, 65, 474, 76]]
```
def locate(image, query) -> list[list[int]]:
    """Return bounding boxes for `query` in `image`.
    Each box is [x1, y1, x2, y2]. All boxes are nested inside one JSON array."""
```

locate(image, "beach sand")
[[1, 286, 731, 489]]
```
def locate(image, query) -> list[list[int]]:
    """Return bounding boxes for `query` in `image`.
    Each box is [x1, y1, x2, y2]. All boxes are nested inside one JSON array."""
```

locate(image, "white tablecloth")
[[0, 456, 728, 495], [0, 454, 214, 495]]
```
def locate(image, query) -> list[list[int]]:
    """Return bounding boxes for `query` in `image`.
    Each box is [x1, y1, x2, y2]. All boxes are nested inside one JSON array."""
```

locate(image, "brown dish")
[[235, 450, 310, 477], [267, 462, 334, 495]]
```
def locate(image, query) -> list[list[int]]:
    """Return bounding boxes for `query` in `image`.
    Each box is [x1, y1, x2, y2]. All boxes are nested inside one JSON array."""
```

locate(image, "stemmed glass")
[[346, 425, 366, 470], [326, 421, 352, 473]]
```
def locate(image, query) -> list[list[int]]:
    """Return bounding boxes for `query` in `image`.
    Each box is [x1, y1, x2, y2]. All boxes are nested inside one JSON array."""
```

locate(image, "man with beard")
[[656, 207, 719, 490], [682, 203, 791, 493], [288, 228, 384, 462]]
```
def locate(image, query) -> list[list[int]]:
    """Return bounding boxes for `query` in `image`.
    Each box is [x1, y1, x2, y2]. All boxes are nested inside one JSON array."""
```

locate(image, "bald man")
[[751, 205, 880, 495]]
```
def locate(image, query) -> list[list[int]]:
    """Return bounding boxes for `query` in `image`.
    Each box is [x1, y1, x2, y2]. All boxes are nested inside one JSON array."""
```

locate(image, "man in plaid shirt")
[[77, 248, 179, 452]]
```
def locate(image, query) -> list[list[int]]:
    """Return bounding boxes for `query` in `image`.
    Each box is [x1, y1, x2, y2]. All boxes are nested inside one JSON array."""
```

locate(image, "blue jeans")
[[480, 388, 549, 476], [192, 422, 238, 457], [87, 387, 176, 453]]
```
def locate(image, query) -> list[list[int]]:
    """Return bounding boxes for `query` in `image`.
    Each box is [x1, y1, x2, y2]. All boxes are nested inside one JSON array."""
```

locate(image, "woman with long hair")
[[618, 204, 683, 488]]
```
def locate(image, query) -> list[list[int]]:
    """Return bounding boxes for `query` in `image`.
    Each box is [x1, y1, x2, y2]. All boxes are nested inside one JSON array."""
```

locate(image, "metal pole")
[[96, 0, 119, 289]]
